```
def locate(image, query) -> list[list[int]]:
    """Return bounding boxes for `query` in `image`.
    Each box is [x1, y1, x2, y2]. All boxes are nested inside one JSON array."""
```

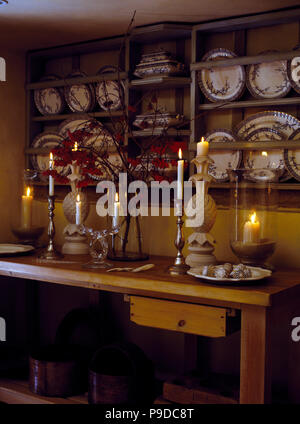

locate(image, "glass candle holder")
[[228, 168, 280, 269]]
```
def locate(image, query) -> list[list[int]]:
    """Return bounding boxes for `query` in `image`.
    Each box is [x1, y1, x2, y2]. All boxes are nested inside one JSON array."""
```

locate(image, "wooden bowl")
[[29, 345, 85, 397]]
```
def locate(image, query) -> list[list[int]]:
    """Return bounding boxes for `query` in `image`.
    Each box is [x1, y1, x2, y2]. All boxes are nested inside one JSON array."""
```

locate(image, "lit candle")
[[72, 142, 78, 152], [197, 136, 209, 156], [177, 148, 184, 200], [113, 192, 120, 228], [21, 186, 33, 229], [49, 152, 54, 196], [243, 211, 260, 243], [75, 193, 82, 225]]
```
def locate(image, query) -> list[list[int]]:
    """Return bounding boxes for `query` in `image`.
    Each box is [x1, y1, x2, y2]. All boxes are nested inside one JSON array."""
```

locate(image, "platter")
[[284, 128, 300, 181], [34, 75, 65, 115], [187, 265, 272, 285], [204, 128, 242, 182], [0, 244, 35, 257], [198, 48, 245, 102], [287, 45, 300, 95], [95, 65, 124, 111], [64, 71, 95, 113], [246, 50, 291, 99]]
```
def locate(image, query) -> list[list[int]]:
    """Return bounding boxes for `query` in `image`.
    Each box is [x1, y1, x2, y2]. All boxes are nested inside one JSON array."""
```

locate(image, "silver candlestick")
[[169, 199, 190, 275], [39, 195, 63, 260]]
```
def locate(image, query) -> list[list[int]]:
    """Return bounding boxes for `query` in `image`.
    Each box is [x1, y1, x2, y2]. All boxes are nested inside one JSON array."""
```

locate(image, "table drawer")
[[129, 296, 239, 338]]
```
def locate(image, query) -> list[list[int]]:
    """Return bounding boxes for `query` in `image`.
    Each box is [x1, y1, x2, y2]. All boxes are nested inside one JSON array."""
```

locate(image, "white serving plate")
[[34, 75, 65, 115], [284, 128, 300, 181], [0, 244, 35, 256], [64, 71, 95, 113], [198, 48, 245, 102], [204, 128, 241, 182], [246, 50, 291, 99], [187, 265, 272, 285], [96, 65, 124, 111], [287, 45, 300, 94]]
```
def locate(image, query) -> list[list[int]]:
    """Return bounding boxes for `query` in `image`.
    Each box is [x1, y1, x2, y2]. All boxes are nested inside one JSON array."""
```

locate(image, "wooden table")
[[0, 254, 299, 404]]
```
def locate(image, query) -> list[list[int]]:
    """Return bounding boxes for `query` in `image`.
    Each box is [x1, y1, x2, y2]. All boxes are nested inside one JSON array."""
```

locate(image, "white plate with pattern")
[[30, 132, 67, 180], [0, 244, 35, 257], [187, 265, 272, 285], [198, 48, 245, 102], [287, 45, 300, 95], [235, 111, 300, 141], [284, 129, 300, 181], [96, 65, 125, 111], [205, 129, 242, 182], [243, 127, 289, 181], [246, 50, 291, 99], [64, 71, 95, 113], [34, 75, 65, 115]]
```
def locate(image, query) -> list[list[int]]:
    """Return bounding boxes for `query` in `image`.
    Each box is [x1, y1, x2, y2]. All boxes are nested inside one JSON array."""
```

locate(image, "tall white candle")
[[49, 152, 54, 196], [113, 192, 120, 228], [177, 148, 184, 200], [75, 193, 82, 225], [21, 186, 33, 229], [243, 211, 260, 243], [197, 137, 209, 156]]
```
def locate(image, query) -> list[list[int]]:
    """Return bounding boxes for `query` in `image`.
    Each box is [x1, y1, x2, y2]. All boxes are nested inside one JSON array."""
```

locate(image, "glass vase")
[[228, 168, 280, 270]]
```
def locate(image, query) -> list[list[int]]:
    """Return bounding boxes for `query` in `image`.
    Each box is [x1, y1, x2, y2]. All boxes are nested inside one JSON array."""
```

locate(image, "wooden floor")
[[0, 378, 88, 404]]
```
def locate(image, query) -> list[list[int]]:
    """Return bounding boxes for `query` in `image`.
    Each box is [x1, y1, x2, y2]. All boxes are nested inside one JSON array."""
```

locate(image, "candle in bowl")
[[49, 152, 55, 196], [243, 211, 260, 243], [197, 136, 209, 156], [177, 148, 184, 200], [113, 192, 120, 228], [21, 186, 33, 229], [75, 194, 82, 225]]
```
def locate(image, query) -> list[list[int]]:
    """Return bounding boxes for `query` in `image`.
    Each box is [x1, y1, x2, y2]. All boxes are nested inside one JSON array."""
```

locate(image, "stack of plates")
[[134, 50, 185, 78], [133, 112, 184, 130]]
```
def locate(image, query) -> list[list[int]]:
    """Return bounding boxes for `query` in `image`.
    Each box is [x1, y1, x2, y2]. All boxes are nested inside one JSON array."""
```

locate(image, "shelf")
[[210, 182, 300, 191], [31, 110, 124, 122], [190, 50, 300, 71], [26, 72, 127, 90], [0, 378, 88, 404], [132, 129, 190, 137], [189, 140, 300, 151], [130, 76, 191, 90], [198, 97, 300, 110], [25, 145, 118, 154], [130, 23, 192, 43]]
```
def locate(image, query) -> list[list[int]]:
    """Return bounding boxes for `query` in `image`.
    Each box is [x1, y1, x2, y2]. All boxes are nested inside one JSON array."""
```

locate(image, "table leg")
[[240, 305, 272, 404]]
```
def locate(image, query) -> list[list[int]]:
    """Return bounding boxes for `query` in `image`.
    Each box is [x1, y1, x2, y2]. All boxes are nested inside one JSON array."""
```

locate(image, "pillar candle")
[[197, 136, 209, 156], [177, 148, 184, 200], [113, 192, 120, 228], [21, 186, 33, 229], [75, 194, 82, 225], [49, 152, 54, 196], [243, 211, 260, 243]]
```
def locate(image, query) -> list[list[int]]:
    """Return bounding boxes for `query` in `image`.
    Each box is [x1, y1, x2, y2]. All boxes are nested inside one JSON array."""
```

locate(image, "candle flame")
[[76, 194, 80, 202], [115, 192, 119, 202], [201, 136, 204, 142], [250, 211, 257, 224], [178, 148, 182, 160], [26, 186, 31, 197], [73, 142, 78, 151], [261, 151, 268, 157], [50, 152, 53, 161]]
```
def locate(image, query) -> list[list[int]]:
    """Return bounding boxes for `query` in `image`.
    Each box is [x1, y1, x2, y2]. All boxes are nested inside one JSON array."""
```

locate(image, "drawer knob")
[[178, 319, 186, 327]]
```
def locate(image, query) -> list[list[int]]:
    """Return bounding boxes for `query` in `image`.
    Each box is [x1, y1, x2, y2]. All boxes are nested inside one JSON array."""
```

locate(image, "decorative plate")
[[198, 48, 245, 102], [64, 71, 95, 113], [0, 244, 35, 257], [284, 129, 300, 181], [243, 127, 288, 180], [204, 129, 242, 182], [30, 132, 67, 179], [133, 112, 184, 130], [246, 50, 291, 99], [133, 60, 185, 78], [235, 110, 300, 140], [34, 75, 65, 115], [96, 65, 124, 111], [187, 265, 272, 285], [287, 45, 300, 95]]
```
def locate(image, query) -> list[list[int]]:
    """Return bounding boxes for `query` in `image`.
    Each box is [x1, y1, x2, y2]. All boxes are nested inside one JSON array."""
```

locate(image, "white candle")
[[177, 148, 184, 200], [21, 186, 33, 229], [243, 211, 260, 243], [49, 152, 54, 196], [113, 192, 120, 228], [197, 136, 209, 156], [75, 193, 82, 225]]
